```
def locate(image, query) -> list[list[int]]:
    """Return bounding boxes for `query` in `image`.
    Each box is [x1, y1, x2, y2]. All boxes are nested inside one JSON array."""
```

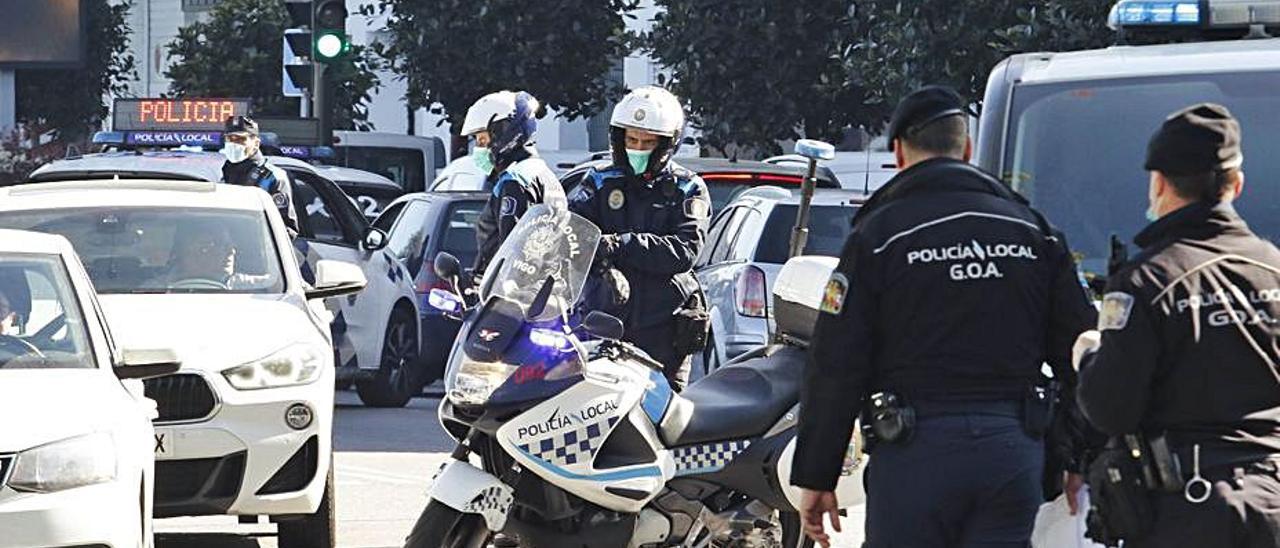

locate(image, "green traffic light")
[[314, 31, 350, 62]]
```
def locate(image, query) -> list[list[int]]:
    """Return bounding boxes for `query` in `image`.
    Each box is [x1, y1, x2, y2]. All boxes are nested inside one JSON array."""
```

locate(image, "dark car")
[[314, 165, 405, 221], [372, 191, 488, 381], [558, 157, 843, 214]]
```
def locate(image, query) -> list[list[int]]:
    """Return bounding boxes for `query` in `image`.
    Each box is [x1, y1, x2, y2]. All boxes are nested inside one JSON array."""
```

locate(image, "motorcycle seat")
[[659, 345, 805, 447]]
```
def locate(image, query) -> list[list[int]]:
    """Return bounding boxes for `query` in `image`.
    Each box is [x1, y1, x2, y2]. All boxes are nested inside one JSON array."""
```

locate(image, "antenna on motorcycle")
[[526, 275, 556, 320], [788, 139, 836, 258]]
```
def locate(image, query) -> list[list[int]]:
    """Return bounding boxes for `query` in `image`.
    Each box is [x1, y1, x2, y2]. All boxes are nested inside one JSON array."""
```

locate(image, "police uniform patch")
[[1098, 292, 1135, 331], [500, 196, 518, 216], [272, 192, 288, 208], [684, 197, 709, 220], [608, 189, 625, 210], [821, 272, 848, 315]]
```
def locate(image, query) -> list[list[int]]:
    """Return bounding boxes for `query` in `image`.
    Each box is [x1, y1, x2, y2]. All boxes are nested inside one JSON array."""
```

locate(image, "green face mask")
[[626, 149, 653, 175], [473, 147, 495, 174]]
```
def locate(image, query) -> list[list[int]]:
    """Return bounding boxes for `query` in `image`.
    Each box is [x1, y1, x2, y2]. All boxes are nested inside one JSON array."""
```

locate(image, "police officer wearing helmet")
[[466, 91, 566, 275], [568, 86, 711, 391], [792, 86, 1096, 547], [1074, 104, 1280, 547], [220, 116, 298, 235]]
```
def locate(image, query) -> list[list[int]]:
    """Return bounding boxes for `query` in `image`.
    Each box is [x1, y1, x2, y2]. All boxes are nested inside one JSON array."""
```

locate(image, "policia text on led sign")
[[112, 99, 251, 132]]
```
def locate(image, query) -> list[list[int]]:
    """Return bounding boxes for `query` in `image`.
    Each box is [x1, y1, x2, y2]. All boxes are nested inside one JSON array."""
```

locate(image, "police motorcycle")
[[411, 203, 864, 548]]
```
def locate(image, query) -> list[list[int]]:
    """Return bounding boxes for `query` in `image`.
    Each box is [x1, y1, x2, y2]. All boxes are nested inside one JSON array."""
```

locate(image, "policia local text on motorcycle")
[[1074, 104, 1280, 547], [792, 86, 1098, 547]]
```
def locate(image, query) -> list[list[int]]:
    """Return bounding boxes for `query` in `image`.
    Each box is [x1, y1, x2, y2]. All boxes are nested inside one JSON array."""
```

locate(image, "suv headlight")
[[8, 432, 117, 493], [222, 344, 324, 390]]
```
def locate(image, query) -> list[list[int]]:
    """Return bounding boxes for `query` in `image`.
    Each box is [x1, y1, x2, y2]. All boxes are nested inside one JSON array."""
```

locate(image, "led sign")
[[113, 98, 251, 132]]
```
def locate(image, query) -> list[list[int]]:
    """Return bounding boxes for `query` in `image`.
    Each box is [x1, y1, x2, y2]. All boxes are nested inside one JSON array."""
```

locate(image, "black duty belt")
[[913, 399, 1022, 418]]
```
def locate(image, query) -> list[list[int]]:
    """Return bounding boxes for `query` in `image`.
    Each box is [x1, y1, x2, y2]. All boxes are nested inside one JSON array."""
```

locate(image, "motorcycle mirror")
[[434, 252, 462, 281], [583, 311, 624, 341]]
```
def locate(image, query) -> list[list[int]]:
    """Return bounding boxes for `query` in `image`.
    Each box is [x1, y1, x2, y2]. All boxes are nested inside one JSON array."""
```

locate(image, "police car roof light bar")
[[1109, 0, 1280, 31], [1108, 0, 1202, 29]]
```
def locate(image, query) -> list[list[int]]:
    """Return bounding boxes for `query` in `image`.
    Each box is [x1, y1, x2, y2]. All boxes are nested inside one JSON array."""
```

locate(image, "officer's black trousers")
[[1128, 460, 1280, 548], [864, 412, 1043, 547], [627, 322, 690, 392]]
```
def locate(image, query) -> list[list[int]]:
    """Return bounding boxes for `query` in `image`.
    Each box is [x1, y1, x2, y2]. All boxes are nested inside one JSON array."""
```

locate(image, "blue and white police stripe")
[[517, 416, 619, 468], [672, 440, 752, 476]]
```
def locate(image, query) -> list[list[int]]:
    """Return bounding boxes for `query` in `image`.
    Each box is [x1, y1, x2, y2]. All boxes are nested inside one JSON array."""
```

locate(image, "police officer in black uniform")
[[569, 87, 711, 391], [466, 91, 566, 276], [1074, 104, 1280, 547], [792, 86, 1096, 547], [220, 116, 298, 235]]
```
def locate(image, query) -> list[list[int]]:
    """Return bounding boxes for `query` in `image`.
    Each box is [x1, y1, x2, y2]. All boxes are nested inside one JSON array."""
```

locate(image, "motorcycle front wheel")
[[403, 499, 492, 548], [778, 512, 815, 548]]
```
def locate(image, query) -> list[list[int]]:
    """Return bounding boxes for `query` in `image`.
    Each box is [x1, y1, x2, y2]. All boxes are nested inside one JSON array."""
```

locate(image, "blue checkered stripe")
[[672, 440, 752, 476], [518, 416, 619, 467]]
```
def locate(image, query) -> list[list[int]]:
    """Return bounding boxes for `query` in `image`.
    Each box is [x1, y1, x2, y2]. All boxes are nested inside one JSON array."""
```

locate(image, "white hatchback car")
[[0, 181, 366, 548], [0, 229, 180, 548]]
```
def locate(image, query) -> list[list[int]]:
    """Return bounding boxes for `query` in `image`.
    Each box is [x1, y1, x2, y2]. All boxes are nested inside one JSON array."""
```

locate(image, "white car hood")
[[100, 294, 324, 373], [0, 370, 131, 453]]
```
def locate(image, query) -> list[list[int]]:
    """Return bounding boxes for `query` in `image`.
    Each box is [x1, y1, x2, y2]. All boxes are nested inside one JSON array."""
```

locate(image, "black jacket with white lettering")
[[792, 158, 1096, 491], [1078, 202, 1280, 457]]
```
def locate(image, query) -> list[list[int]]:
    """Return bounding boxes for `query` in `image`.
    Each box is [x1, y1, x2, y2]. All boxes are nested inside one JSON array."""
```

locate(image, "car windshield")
[[0, 254, 96, 369], [0, 208, 285, 294], [1004, 71, 1280, 275], [755, 204, 858, 264], [479, 204, 600, 321]]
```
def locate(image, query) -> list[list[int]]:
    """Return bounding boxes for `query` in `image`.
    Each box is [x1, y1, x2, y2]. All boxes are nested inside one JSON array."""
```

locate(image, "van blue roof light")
[[1108, 0, 1201, 28], [92, 131, 126, 145]]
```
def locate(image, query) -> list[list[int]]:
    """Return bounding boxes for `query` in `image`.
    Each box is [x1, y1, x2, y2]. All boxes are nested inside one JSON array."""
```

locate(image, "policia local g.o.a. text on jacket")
[[793, 156, 1096, 545], [1077, 202, 1280, 547]]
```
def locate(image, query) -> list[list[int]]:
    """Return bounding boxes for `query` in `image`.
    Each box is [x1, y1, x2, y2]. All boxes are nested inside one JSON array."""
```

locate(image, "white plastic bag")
[[1031, 486, 1108, 548]]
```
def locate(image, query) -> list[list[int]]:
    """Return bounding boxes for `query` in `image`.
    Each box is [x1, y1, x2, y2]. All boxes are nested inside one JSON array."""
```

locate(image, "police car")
[[977, 0, 1280, 281], [0, 180, 366, 547], [31, 144, 429, 408], [0, 230, 178, 548]]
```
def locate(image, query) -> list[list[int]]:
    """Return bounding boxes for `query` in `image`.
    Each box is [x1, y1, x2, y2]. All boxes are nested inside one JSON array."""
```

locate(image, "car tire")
[[356, 310, 420, 408], [702, 330, 721, 375], [277, 463, 336, 548]]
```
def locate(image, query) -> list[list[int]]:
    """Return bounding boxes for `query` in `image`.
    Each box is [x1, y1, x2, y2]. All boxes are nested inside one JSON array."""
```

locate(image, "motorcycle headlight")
[[8, 432, 117, 493], [223, 343, 324, 390], [447, 354, 518, 407]]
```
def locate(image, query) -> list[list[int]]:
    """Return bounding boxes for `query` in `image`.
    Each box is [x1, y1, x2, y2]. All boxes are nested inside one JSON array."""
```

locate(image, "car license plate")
[[154, 428, 174, 457]]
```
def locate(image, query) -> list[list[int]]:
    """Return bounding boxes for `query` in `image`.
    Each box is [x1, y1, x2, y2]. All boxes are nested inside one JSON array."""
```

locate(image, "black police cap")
[[1145, 103, 1242, 176], [225, 115, 259, 136], [886, 85, 967, 151]]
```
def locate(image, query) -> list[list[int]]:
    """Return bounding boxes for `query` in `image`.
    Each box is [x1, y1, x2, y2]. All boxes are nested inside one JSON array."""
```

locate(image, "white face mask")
[[221, 142, 251, 163]]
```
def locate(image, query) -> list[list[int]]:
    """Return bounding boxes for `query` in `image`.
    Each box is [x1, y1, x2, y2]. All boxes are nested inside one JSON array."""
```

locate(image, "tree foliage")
[[369, 0, 639, 137], [648, 0, 863, 157], [15, 0, 137, 141], [847, 0, 1114, 126], [166, 0, 381, 130]]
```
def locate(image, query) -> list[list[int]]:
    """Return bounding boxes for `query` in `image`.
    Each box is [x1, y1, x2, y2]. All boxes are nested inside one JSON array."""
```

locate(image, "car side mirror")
[[363, 228, 388, 251], [434, 252, 462, 282], [306, 259, 367, 300], [583, 311, 625, 341], [115, 348, 182, 380]]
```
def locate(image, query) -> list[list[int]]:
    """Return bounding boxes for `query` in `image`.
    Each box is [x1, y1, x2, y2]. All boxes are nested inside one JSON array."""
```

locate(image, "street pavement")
[[155, 386, 866, 547]]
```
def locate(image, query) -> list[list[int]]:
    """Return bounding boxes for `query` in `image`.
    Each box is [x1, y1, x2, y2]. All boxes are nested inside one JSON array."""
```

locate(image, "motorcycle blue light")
[[428, 288, 461, 313], [529, 328, 570, 350]]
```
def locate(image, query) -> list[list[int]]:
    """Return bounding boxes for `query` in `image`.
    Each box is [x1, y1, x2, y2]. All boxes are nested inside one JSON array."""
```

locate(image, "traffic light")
[[313, 0, 350, 63], [282, 0, 313, 95]]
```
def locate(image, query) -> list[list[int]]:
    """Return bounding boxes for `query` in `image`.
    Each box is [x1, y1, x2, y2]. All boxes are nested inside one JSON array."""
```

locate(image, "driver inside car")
[[0, 292, 15, 335], [150, 222, 270, 290]]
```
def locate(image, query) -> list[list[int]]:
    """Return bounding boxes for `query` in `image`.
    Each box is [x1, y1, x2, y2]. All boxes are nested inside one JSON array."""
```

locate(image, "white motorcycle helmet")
[[462, 91, 541, 166], [610, 87, 686, 177]]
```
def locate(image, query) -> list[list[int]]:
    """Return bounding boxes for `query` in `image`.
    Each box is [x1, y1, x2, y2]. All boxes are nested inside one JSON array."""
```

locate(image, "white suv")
[[0, 180, 365, 547]]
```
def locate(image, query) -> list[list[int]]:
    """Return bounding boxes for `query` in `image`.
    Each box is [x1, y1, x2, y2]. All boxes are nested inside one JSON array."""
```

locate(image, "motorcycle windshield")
[[479, 204, 600, 321]]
